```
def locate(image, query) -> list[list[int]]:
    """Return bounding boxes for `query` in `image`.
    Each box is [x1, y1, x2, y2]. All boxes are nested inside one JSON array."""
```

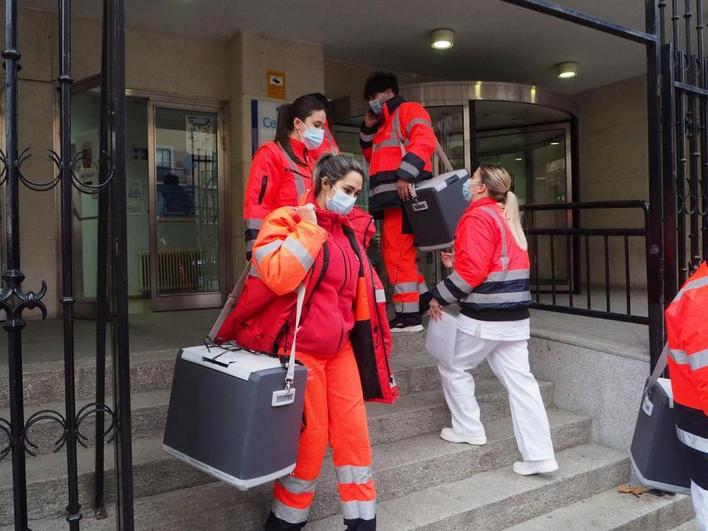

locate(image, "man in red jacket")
[[360, 72, 436, 332], [666, 262, 708, 528]]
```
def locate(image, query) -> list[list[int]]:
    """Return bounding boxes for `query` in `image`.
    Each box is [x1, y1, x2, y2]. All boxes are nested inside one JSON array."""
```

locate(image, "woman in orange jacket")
[[219, 154, 397, 530], [243, 94, 327, 259]]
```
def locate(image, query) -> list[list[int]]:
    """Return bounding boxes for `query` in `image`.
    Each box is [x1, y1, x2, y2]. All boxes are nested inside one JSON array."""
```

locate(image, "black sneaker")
[[389, 313, 424, 333]]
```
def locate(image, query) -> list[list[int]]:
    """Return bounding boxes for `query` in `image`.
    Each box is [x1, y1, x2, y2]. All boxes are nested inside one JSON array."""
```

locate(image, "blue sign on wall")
[[251, 99, 281, 156]]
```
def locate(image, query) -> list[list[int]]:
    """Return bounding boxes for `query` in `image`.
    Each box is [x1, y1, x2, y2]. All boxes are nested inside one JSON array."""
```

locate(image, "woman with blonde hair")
[[426, 164, 558, 476]]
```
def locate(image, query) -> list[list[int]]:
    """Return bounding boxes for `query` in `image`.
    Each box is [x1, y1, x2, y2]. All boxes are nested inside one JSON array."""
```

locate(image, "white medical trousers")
[[437, 328, 555, 461]]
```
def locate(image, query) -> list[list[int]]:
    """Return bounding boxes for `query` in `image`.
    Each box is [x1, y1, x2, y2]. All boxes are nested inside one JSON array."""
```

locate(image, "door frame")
[[146, 96, 228, 312]]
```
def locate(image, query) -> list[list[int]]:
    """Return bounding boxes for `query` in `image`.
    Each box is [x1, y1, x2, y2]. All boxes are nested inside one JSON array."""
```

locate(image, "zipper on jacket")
[[258, 175, 268, 204]]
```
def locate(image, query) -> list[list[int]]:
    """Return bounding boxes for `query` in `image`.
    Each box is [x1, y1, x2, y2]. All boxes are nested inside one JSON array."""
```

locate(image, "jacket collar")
[[468, 197, 499, 211], [314, 203, 347, 232], [383, 95, 405, 122]]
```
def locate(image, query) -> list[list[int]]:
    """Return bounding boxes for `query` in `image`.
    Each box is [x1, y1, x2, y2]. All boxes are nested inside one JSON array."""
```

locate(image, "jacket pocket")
[[257, 175, 268, 204]]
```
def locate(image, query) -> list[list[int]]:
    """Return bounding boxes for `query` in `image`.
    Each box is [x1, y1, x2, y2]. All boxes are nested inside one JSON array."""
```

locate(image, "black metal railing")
[[0, 0, 133, 529], [523, 201, 650, 325]]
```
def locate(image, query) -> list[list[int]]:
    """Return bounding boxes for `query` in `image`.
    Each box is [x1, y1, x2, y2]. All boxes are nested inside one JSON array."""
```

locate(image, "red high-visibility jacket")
[[666, 262, 708, 457], [218, 205, 398, 404], [359, 95, 436, 213], [243, 139, 314, 258], [431, 197, 531, 322]]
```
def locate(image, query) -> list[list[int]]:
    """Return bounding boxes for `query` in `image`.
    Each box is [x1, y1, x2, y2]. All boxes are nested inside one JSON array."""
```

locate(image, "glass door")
[[148, 103, 224, 311]]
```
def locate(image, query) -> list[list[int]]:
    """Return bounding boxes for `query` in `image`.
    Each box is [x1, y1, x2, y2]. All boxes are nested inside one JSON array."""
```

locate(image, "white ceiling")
[[22, 0, 650, 95]]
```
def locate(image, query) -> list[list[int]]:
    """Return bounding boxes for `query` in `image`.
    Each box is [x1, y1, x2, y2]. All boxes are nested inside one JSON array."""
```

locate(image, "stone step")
[[0, 336, 442, 409], [504, 488, 694, 530], [310, 443, 629, 531], [0, 408, 591, 527], [672, 520, 700, 531], [0, 376, 554, 457]]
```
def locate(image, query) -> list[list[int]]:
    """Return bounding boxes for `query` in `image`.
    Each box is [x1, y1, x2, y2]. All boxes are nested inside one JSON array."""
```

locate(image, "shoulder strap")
[[394, 109, 453, 173], [644, 344, 670, 397], [208, 265, 251, 343]]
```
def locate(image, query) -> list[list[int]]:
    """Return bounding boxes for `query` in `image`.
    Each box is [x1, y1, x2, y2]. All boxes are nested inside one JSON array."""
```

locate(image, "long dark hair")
[[275, 94, 325, 167], [312, 153, 365, 195]]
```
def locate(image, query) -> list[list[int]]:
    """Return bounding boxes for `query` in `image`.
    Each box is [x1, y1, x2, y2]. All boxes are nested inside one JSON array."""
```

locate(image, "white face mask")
[[301, 126, 324, 150], [326, 187, 357, 215]]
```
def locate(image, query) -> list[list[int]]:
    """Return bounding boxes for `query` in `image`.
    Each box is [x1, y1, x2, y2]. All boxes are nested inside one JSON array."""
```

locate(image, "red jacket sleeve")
[[397, 103, 436, 183], [359, 122, 377, 163], [431, 211, 498, 305], [243, 145, 280, 259]]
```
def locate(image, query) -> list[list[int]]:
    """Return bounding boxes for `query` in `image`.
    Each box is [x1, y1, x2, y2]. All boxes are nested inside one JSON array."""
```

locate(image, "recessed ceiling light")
[[515, 157, 523, 161], [550, 141, 560, 146], [557, 61, 578, 79], [430, 28, 454, 50]]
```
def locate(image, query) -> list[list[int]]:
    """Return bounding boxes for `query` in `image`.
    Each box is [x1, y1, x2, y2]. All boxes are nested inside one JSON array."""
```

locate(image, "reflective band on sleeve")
[[673, 276, 708, 302], [676, 426, 708, 453], [336, 465, 373, 485], [282, 235, 315, 271], [393, 281, 419, 294], [271, 499, 310, 524], [360, 131, 376, 143], [399, 160, 420, 178], [449, 270, 473, 293], [370, 183, 399, 196], [341, 500, 377, 521], [464, 291, 531, 304], [249, 264, 260, 278], [278, 475, 317, 494], [481, 207, 509, 271], [254, 239, 282, 264], [406, 117, 432, 134], [418, 281, 428, 294], [435, 281, 458, 304], [372, 138, 404, 151], [375, 289, 386, 303], [669, 348, 708, 371], [486, 269, 529, 282], [245, 218, 263, 231]]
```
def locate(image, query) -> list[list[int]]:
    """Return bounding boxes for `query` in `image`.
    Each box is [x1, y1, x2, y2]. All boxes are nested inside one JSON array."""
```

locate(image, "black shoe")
[[389, 313, 423, 333]]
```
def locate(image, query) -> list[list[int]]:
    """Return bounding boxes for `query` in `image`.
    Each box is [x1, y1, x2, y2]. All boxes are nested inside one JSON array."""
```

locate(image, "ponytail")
[[477, 164, 527, 250], [503, 190, 527, 251], [274, 94, 326, 167]]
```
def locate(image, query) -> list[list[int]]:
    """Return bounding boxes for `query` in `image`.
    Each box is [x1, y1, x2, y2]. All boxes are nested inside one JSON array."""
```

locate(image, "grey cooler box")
[[163, 345, 307, 490], [629, 377, 691, 495], [404, 169, 470, 251]]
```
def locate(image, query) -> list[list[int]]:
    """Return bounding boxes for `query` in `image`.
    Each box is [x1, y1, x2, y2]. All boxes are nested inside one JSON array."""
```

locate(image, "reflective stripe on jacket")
[[360, 96, 436, 213], [431, 197, 531, 321], [666, 262, 708, 457], [243, 139, 314, 259]]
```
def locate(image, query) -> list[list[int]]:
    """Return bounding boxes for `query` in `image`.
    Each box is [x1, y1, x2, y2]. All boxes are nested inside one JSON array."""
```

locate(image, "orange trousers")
[[269, 344, 376, 529], [382, 208, 426, 314]]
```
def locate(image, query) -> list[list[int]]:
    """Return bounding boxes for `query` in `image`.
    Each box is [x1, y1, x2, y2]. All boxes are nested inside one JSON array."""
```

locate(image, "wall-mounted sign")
[[267, 69, 286, 99], [251, 99, 281, 156]]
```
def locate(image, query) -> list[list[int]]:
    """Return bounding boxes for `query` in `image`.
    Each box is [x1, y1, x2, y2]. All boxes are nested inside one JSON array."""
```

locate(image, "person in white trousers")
[[426, 164, 558, 476]]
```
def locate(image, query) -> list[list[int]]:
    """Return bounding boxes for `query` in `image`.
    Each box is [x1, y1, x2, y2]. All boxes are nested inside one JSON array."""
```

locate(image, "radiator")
[[138, 249, 203, 295]]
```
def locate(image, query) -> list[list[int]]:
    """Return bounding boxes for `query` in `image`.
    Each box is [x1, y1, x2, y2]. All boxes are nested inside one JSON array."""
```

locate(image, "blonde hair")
[[477, 164, 528, 251]]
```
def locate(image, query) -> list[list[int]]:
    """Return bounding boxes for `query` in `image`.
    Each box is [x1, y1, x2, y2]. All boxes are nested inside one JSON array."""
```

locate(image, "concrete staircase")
[[0, 332, 696, 530]]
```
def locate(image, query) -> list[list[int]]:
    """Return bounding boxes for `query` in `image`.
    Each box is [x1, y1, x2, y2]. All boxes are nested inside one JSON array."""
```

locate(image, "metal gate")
[[1, 0, 133, 529]]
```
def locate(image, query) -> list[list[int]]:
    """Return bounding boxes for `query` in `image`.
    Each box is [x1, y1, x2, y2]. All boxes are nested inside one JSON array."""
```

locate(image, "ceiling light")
[[430, 28, 454, 50], [557, 61, 578, 79], [515, 157, 523, 161], [550, 141, 560, 146]]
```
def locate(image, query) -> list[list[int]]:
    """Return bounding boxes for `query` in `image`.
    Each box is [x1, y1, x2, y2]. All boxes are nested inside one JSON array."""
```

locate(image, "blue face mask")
[[462, 179, 473, 202], [369, 98, 384, 115], [326, 188, 357, 215], [301, 127, 324, 150]]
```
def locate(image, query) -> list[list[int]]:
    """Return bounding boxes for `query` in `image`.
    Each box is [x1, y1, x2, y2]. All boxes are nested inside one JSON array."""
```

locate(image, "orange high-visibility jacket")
[[360, 95, 436, 213], [243, 139, 314, 259], [666, 262, 708, 458], [218, 205, 399, 404]]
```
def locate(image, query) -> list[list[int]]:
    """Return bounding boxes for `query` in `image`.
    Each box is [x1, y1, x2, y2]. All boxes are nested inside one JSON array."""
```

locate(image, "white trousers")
[[693, 480, 708, 531], [437, 329, 555, 461]]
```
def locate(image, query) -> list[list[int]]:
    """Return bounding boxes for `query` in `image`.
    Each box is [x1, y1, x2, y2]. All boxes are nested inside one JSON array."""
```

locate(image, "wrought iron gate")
[[1, 0, 133, 529]]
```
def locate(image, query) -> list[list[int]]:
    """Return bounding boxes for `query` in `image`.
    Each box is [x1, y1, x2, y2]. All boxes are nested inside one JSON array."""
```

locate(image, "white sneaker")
[[440, 428, 487, 446], [512, 459, 559, 476]]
